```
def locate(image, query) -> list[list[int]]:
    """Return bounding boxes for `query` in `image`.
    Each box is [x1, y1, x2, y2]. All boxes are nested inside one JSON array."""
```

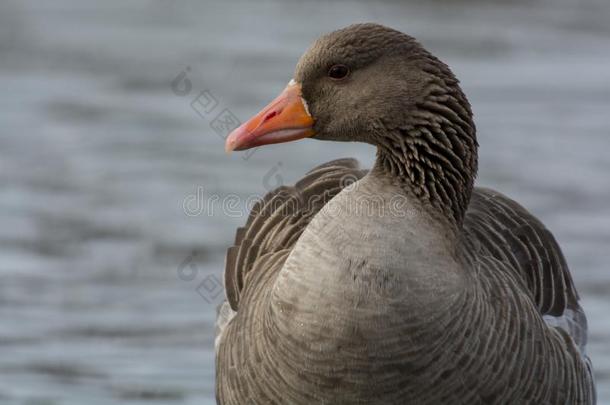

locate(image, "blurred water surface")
[[0, 0, 609, 404]]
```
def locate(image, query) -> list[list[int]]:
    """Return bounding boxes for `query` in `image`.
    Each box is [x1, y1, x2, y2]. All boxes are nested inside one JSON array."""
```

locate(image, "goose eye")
[[328, 64, 350, 80]]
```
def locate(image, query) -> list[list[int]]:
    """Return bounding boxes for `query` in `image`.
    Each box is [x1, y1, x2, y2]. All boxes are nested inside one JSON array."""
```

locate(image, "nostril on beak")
[[262, 110, 280, 123]]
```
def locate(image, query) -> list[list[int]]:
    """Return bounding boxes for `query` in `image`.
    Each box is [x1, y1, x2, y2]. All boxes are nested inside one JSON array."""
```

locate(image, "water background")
[[1, 0, 609, 403]]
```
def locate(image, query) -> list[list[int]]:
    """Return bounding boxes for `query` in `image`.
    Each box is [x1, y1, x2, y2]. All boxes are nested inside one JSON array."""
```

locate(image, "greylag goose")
[[216, 23, 595, 404]]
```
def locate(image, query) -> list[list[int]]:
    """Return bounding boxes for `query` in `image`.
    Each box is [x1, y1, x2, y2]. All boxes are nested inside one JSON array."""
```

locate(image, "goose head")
[[226, 23, 478, 224]]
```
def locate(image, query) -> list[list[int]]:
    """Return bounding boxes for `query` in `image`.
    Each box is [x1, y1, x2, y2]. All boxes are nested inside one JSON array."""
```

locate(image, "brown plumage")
[[216, 23, 595, 404]]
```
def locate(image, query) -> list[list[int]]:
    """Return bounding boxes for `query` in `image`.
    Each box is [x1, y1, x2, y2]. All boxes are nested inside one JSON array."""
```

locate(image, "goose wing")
[[216, 158, 367, 347], [464, 187, 587, 351]]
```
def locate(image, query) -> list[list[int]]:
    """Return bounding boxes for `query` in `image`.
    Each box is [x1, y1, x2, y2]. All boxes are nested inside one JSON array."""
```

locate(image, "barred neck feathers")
[[373, 58, 478, 226]]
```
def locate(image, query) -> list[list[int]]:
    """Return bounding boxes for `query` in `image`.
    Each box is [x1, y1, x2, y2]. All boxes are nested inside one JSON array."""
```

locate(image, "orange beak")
[[225, 80, 314, 152]]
